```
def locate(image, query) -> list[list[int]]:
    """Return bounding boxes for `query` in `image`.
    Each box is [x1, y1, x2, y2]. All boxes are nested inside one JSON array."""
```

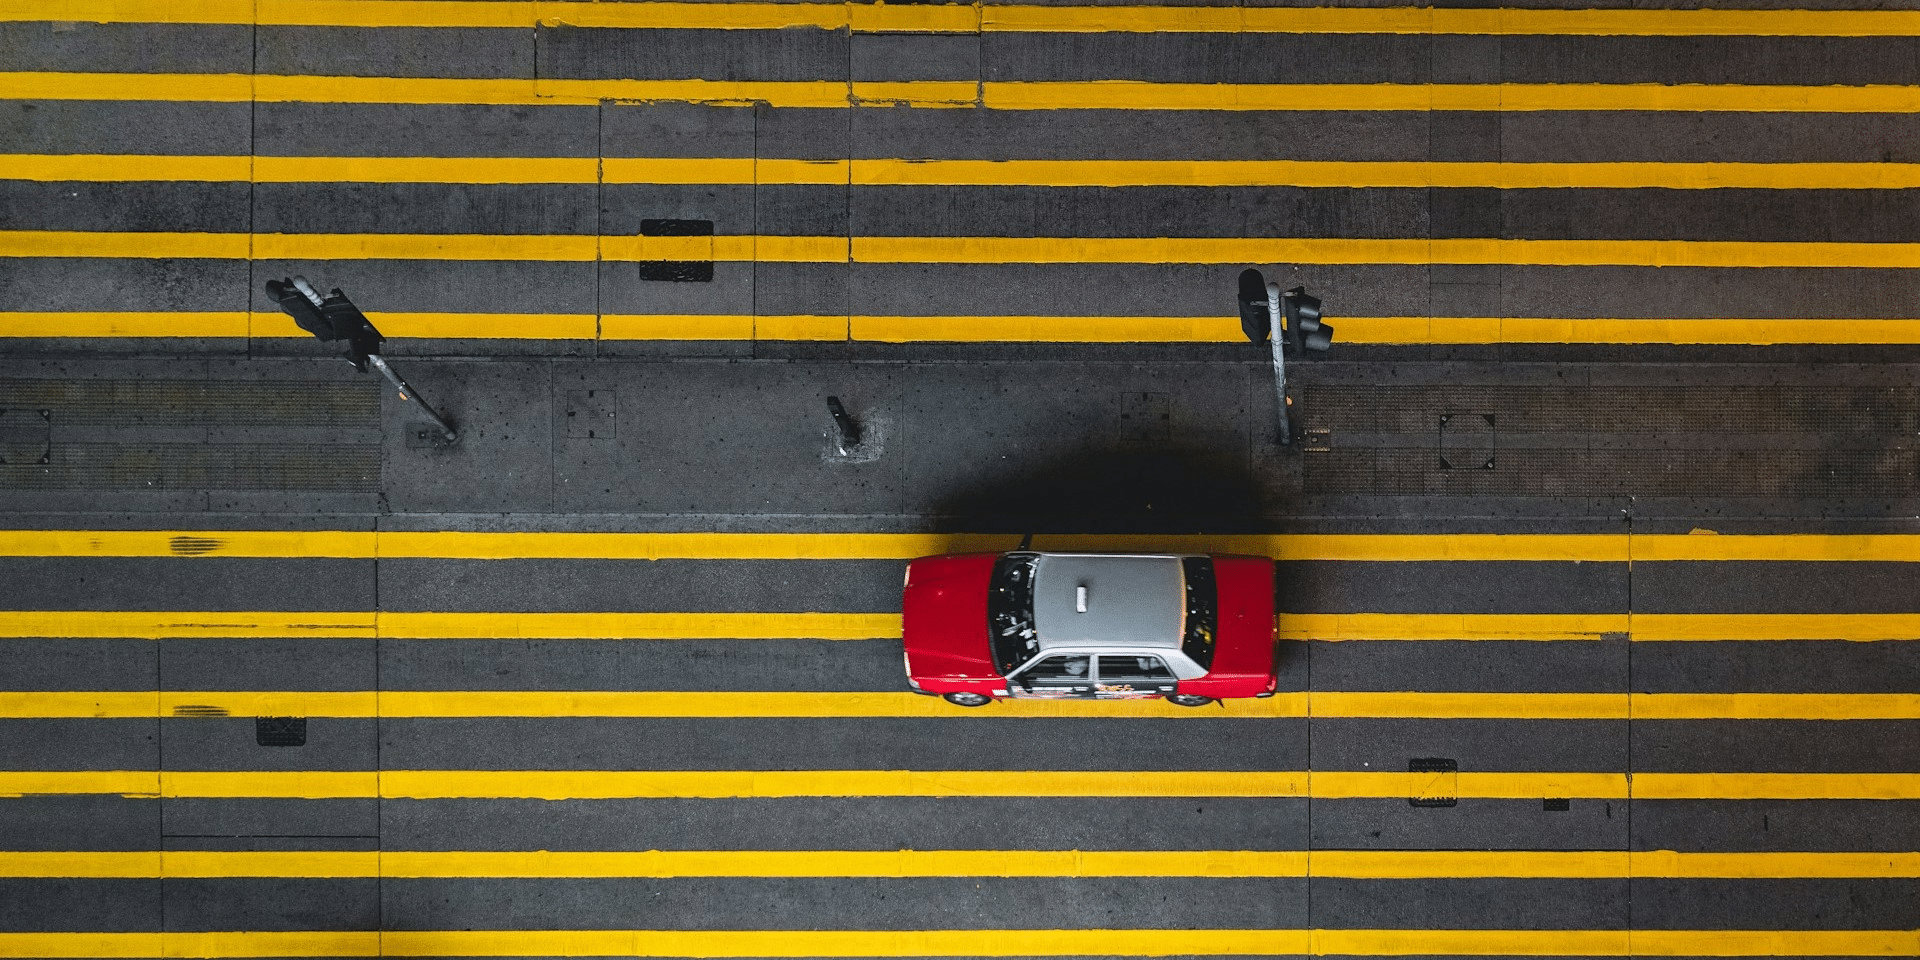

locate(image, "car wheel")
[[1167, 694, 1214, 708], [943, 691, 993, 707]]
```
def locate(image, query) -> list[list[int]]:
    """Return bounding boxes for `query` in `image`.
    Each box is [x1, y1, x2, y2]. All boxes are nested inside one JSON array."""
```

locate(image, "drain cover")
[[255, 717, 307, 747]]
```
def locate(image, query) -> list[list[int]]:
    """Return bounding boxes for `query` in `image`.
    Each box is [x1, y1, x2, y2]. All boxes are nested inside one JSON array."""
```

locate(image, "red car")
[[902, 551, 1278, 707]]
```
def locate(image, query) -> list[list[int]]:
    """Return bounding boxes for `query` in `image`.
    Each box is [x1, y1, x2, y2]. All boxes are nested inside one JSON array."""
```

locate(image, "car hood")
[[902, 553, 999, 678]]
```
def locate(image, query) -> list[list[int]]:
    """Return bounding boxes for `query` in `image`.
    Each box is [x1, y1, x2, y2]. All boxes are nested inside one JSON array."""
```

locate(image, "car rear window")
[[988, 552, 1040, 674], [1181, 556, 1217, 670]]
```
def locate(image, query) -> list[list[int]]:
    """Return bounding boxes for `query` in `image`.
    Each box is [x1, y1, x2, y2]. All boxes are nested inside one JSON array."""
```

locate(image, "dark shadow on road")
[[929, 443, 1267, 535]]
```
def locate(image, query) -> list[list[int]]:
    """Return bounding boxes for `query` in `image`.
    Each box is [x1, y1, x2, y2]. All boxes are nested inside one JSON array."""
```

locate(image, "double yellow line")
[[9, 73, 1920, 113], [6, 769, 1920, 800], [4, 848, 1916, 879], [10, 690, 1920, 720], [1, 928, 1915, 959], [16, 1, 1920, 37]]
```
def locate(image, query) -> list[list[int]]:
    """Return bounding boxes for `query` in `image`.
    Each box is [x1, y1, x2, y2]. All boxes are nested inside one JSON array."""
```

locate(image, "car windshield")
[[1181, 556, 1217, 670], [988, 552, 1040, 674]]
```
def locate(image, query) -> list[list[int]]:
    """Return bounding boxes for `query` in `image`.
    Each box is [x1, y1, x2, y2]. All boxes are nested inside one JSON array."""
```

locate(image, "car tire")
[[1167, 694, 1214, 708], [943, 691, 993, 707]]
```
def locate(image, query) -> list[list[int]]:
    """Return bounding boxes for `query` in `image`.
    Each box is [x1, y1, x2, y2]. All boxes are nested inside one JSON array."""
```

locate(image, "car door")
[[1005, 654, 1095, 699], [1095, 655, 1178, 699]]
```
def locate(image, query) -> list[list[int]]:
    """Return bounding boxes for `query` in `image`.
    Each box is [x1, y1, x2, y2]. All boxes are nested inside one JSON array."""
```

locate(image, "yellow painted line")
[[16, 230, 1920, 270], [2, 929, 1915, 960], [21, 155, 1920, 190], [5, 529, 1908, 562], [11, 73, 1920, 114], [11, 690, 1920, 721], [1634, 773, 1920, 801], [0, 611, 376, 639], [18, 769, 1914, 801], [9, 849, 1919, 880], [1632, 613, 1920, 642], [1280, 613, 1627, 641], [17, 2, 1920, 37]]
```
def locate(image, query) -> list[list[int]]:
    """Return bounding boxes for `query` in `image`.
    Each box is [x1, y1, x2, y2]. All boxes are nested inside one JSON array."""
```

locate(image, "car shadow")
[[929, 443, 1267, 536]]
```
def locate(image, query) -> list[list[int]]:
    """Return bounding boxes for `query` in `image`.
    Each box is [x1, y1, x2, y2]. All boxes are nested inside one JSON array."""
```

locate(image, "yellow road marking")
[[10, 73, 1920, 113], [15, 230, 1920, 270], [13, 313, 1920, 345], [6, 848, 1918, 879], [10, 691, 1917, 720], [2, 929, 1913, 958], [9, 530, 1920, 562], [3, 611, 1914, 642], [11, 770, 1918, 801], [15, 2, 1920, 36], [18, 154, 1920, 190]]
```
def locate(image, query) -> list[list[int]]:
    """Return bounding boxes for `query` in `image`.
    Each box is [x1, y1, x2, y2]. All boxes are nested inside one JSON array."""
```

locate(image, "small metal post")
[[1265, 281, 1290, 446], [367, 354, 457, 442], [826, 396, 861, 453]]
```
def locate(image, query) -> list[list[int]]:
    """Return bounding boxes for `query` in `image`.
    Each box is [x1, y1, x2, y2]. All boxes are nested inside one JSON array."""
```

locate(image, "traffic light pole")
[[366, 354, 457, 443], [1265, 281, 1291, 446]]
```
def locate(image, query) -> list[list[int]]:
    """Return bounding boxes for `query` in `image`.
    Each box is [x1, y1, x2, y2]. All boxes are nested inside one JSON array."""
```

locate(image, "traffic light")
[[264, 276, 385, 371], [1283, 287, 1333, 354], [1237, 268, 1272, 343]]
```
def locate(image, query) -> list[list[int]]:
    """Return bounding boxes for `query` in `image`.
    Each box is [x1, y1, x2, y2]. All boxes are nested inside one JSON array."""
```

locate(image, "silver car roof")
[[1031, 553, 1185, 650]]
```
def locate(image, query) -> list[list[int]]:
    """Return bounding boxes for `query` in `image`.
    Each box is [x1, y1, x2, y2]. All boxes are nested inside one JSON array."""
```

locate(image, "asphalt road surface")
[[2, 2, 1918, 959]]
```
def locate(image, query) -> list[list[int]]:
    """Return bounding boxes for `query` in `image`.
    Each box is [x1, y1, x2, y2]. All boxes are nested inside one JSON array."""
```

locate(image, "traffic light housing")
[[1237, 268, 1272, 343], [265, 277, 386, 371], [1283, 287, 1333, 354]]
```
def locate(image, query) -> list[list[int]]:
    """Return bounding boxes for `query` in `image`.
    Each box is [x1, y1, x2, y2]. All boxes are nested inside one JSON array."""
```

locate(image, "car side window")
[[1018, 655, 1091, 686], [1098, 655, 1176, 684]]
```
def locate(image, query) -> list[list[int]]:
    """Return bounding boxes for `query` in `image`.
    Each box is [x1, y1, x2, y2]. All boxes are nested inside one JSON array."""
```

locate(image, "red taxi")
[[902, 551, 1277, 707]]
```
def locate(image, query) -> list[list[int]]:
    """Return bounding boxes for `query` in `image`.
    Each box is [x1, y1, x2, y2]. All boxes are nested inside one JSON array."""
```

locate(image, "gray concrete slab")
[[536, 25, 848, 82], [981, 33, 1430, 84], [1497, 35, 1920, 86], [0, 100, 251, 154], [257, 26, 533, 79], [1278, 560, 1627, 614], [1310, 798, 1626, 851], [256, 102, 601, 158], [1311, 719, 1626, 772], [163, 878, 379, 931], [1502, 111, 1920, 164], [0, 559, 370, 612], [380, 876, 1302, 929], [0, 258, 248, 313], [0, 22, 250, 73], [0, 879, 160, 933], [161, 718, 375, 772], [1631, 800, 1920, 853], [379, 638, 903, 692], [852, 34, 980, 84], [248, 259, 598, 316], [161, 638, 376, 691], [851, 185, 1431, 238], [0, 796, 158, 850], [0, 182, 249, 233], [1631, 878, 1920, 930], [380, 361, 556, 514], [1632, 720, 1920, 773], [1631, 640, 1920, 695], [377, 717, 1305, 771], [0, 638, 156, 691], [601, 102, 755, 159], [852, 107, 1433, 161], [251, 183, 597, 235], [1310, 878, 1626, 928], [0, 719, 155, 769], [1307, 639, 1628, 694], [161, 799, 378, 839], [376, 559, 898, 613], [1633, 561, 1920, 615], [381, 796, 1304, 851]]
